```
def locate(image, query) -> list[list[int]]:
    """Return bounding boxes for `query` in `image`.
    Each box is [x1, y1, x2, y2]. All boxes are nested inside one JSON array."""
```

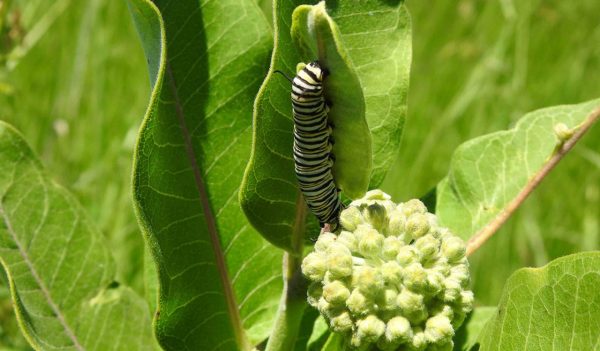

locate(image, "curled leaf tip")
[[291, 2, 372, 201]]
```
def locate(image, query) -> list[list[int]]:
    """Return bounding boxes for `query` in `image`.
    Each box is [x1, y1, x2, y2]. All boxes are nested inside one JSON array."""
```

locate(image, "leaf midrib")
[[164, 64, 247, 348], [0, 198, 84, 351]]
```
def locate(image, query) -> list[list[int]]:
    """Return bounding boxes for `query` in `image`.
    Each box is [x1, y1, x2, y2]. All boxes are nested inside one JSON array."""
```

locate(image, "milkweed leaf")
[[436, 99, 600, 242], [240, 0, 411, 250], [129, 0, 282, 349], [477, 252, 600, 350], [0, 122, 158, 350], [291, 2, 371, 200]]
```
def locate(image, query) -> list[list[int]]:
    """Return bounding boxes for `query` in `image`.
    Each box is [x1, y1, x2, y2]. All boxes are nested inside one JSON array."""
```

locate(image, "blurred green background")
[[0, 0, 598, 348]]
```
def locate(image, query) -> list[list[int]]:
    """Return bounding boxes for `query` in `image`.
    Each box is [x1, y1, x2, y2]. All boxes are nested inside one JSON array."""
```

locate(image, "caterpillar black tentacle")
[[273, 70, 294, 83], [289, 61, 342, 229]]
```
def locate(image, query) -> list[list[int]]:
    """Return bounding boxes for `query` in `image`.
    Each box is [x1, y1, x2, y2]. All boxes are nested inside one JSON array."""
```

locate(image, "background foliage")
[[0, 0, 598, 349], [384, 0, 600, 306]]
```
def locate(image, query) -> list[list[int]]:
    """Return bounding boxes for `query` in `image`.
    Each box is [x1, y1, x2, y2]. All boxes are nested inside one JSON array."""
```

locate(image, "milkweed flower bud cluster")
[[301, 190, 473, 350]]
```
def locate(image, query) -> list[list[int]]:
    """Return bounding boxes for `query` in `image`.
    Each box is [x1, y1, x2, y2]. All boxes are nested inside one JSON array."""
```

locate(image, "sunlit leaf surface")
[[478, 252, 600, 350], [130, 0, 282, 349], [0, 122, 158, 350], [437, 99, 600, 240], [241, 0, 411, 250]]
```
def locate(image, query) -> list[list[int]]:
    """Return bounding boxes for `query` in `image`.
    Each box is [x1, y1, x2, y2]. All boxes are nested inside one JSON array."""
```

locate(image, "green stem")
[[466, 106, 600, 256], [265, 194, 308, 351], [264, 253, 308, 351]]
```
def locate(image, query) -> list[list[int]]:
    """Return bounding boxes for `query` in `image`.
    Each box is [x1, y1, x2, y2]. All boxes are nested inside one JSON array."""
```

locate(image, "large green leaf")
[[0, 122, 157, 350], [2, 0, 151, 295], [436, 99, 600, 242], [332, 1, 411, 188], [129, 0, 282, 349], [240, 0, 411, 250], [477, 252, 600, 350], [291, 2, 372, 200]]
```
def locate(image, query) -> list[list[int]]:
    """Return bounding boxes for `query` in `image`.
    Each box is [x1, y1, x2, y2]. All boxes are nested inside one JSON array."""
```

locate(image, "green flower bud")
[[339, 206, 363, 232], [307, 282, 322, 308], [378, 288, 399, 311], [385, 316, 412, 343], [429, 226, 444, 239], [441, 236, 466, 262], [346, 289, 373, 316], [330, 311, 353, 333], [353, 224, 375, 242], [349, 334, 364, 349], [396, 288, 424, 314], [415, 234, 440, 260], [387, 210, 406, 236], [429, 302, 454, 321], [337, 230, 357, 252], [381, 200, 398, 217], [425, 212, 439, 227], [327, 241, 351, 255], [425, 315, 454, 343], [364, 203, 388, 232], [317, 297, 339, 319], [381, 261, 403, 285], [326, 243, 353, 279], [397, 245, 420, 265], [437, 227, 452, 239], [423, 271, 444, 296], [302, 190, 474, 350], [430, 257, 451, 276], [406, 213, 430, 239], [352, 189, 391, 204], [410, 327, 427, 351], [449, 263, 470, 287], [459, 290, 474, 313], [403, 263, 427, 291], [323, 280, 350, 305], [442, 278, 461, 302], [356, 315, 386, 343], [352, 266, 383, 294], [402, 199, 427, 216], [301, 252, 327, 281], [398, 233, 413, 245], [314, 232, 336, 252], [358, 229, 384, 257], [382, 236, 403, 260]]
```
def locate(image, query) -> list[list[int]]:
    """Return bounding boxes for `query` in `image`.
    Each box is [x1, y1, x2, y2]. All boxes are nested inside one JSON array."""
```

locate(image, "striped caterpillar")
[[287, 61, 342, 229]]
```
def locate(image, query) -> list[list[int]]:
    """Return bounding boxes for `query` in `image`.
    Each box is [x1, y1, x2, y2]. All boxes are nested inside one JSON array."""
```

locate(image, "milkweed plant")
[[302, 190, 473, 350], [0, 1, 598, 351]]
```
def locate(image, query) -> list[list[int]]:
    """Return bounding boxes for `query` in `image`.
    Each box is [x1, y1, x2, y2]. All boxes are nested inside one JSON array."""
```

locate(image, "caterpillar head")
[[306, 61, 329, 81]]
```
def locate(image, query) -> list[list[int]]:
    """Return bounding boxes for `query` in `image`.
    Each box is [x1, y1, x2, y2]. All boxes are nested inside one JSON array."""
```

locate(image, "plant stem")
[[466, 106, 600, 256], [265, 194, 309, 351], [264, 253, 308, 351]]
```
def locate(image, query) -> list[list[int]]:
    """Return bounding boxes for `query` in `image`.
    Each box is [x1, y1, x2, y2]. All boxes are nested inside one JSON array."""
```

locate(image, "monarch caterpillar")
[[284, 61, 343, 229]]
